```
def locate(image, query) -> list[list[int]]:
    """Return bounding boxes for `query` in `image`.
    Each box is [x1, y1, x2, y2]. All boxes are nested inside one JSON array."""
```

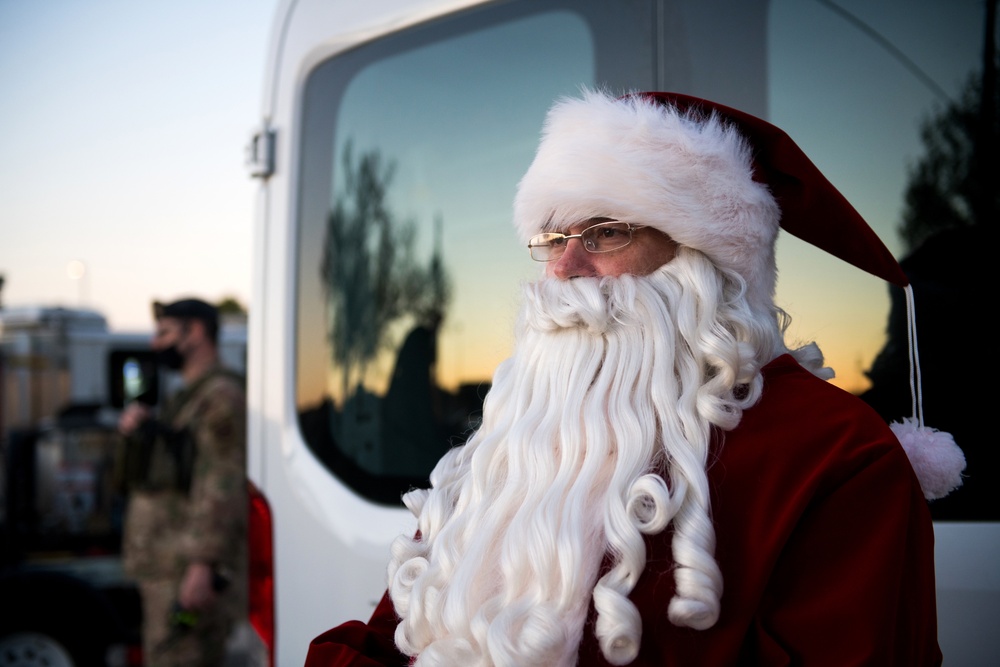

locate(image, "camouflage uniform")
[[121, 366, 247, 667]]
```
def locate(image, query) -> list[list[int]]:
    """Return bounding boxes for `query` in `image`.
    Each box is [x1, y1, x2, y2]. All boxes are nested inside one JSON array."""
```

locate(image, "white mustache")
[[519, 273, 661, 336]]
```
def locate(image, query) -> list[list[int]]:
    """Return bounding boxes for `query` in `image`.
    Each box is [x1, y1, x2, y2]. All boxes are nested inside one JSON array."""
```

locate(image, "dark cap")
[[153, 298, 219, 341]]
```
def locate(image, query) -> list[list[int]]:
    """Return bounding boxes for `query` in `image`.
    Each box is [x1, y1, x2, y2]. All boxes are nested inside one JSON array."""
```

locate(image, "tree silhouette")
[[321, 142, 451, 399], [898, 72, 998, 250]]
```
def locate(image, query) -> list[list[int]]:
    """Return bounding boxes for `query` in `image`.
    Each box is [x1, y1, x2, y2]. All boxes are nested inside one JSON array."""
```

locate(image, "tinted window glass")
[[297, 6, 610, 504], [766, 0, 992, 520], [295, 0, 991, 518]]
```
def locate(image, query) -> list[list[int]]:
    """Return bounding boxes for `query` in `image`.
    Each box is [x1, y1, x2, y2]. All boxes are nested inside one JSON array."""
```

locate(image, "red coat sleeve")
[[604, 355, 941, 666], [745, 444, 940, 665], [305, 591, 409, 667], [731, 357, 941, 665]]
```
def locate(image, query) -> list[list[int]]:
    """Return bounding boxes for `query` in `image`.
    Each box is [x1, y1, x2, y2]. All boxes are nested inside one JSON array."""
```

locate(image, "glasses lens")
[[581, 222, 632, 253], [528, 233, 567, 261]]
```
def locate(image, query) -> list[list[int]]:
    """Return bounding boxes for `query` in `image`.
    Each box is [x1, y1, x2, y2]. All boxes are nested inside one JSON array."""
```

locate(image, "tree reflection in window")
[[321, 141, 451, 398], [316, 141, 467, 486]]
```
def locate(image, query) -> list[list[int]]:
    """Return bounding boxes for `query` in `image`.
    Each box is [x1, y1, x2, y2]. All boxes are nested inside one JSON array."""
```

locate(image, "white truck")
[[244, 1, 999, 665], [0, 306, 247, 666]]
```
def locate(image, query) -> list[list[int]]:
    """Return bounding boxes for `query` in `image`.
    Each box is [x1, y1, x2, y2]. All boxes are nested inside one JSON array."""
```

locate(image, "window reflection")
[[768, 0, 994, 520], [293, 0, 992, 517], [295, 8, 595, 504]]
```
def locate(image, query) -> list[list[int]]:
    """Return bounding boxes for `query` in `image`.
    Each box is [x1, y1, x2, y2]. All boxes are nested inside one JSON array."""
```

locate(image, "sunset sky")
[[0, 0, 275, 329]]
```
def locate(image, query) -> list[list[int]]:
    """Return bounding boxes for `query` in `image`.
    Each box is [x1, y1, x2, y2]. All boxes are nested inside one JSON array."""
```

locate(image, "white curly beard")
[[387, 249, 783, 667]]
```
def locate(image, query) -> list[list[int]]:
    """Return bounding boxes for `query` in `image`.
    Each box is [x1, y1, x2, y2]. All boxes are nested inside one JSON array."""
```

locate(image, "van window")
[[294, 0, 987, 518], [295, 5, 612, 504]]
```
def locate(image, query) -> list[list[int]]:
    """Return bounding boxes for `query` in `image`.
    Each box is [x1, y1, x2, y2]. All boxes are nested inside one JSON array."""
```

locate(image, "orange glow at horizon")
[[298, 266, 892, 412]]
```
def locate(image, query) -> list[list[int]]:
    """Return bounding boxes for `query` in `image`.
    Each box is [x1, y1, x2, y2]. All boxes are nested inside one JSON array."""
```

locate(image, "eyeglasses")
[[527, 221, 638, 262]]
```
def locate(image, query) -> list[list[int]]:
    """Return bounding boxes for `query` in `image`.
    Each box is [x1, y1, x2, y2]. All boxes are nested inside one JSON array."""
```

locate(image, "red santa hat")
[[514, 89, 965, 500]]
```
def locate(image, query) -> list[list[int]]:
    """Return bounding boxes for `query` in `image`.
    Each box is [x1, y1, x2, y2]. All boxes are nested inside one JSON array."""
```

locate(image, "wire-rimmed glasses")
[[527, 220, 637, 262]]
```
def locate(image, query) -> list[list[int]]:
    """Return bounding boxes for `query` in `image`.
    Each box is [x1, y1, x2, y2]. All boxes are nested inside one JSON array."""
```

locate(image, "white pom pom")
[[890, 418, 966, 501]]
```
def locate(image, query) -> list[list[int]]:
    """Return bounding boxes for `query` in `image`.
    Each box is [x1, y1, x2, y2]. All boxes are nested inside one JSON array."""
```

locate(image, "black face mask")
[[156, 344, 185, 370]]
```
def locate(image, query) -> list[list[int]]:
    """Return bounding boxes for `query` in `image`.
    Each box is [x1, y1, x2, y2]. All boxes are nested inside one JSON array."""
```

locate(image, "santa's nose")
[[547, 238, 597, 280]]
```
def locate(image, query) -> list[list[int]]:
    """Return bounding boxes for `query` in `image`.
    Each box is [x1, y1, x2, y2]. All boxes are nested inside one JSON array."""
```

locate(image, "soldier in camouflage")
[[118, 298, 247, 667]]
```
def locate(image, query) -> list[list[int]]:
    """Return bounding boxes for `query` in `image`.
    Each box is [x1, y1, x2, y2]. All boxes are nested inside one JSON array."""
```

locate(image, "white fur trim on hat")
[[514, 90, 781, 312]]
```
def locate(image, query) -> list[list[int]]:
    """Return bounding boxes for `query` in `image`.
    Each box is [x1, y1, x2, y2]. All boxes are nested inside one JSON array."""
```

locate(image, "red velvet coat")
[[306, 355, 942, 666]]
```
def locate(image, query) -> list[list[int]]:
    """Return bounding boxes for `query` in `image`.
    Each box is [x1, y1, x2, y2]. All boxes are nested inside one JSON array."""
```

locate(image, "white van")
[[244, 1, 998, 665]]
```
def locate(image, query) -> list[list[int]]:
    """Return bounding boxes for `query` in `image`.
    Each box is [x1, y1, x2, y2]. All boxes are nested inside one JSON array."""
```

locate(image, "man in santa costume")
[[305, 90, 962, 666]]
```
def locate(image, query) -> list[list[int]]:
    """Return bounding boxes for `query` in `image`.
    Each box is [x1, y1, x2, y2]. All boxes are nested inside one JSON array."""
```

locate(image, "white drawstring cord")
[[904, 285, 924, 426]]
